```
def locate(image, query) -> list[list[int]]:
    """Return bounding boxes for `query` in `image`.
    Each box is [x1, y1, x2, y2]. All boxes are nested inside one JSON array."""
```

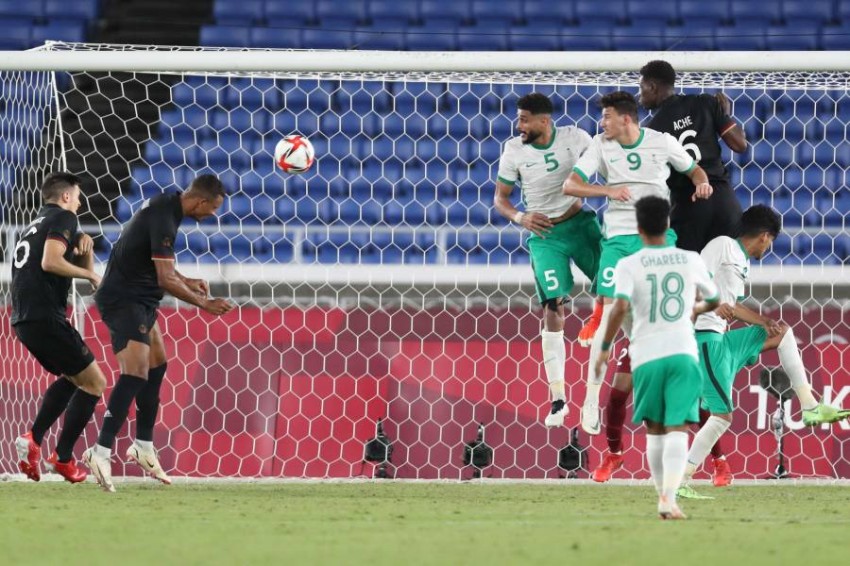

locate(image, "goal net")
[[1, 43, 848, 480]]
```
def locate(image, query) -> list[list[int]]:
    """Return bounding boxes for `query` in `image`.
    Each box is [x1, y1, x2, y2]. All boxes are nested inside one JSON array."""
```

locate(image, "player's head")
[[41, 172, 83, 213], [635, 196, 670, 239], [599, 91, 639, 141], [638, 60, 676, 110], [738, 205, 781, 259], [183, 174, 226, 220], [516, 93, 553, 145]]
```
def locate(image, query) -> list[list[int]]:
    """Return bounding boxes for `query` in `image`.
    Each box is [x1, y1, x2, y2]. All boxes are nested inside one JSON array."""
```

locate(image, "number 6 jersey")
[[10, 204, 80, 324]]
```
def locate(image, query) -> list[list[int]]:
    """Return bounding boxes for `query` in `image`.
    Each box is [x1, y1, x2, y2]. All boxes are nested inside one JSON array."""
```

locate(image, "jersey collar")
[[619, 128, 644, 149], [530, 125, 557, 150], [735, 238, 749, 258]]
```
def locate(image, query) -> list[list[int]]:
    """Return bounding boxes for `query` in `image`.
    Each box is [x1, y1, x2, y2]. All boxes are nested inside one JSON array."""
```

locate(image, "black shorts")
[[670, 180, 742, 253], [13, 318, 95, 377], [97, 301, 158, 353]]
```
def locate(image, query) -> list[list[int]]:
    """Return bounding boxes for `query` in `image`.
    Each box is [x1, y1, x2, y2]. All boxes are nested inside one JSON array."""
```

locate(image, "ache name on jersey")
[[672, 116, 693, 131]]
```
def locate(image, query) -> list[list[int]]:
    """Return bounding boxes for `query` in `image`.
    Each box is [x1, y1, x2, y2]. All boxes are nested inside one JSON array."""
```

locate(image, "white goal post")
[[0, 44, 848, 481]]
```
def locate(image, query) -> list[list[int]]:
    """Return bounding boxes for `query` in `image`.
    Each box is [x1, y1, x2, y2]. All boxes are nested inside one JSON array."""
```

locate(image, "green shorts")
[[527, 210, 602, 302], [632, 354, 702, 426], [698, 326, 768, 414], [596, 229, 678, 298]]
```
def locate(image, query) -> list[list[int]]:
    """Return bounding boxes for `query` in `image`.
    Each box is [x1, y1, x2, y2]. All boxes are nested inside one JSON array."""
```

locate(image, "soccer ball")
[[274, 134, 315, 174]]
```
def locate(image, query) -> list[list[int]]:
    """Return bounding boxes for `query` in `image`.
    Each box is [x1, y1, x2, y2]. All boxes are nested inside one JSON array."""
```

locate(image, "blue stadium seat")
[[782, 0, 835, 25], [509, 23, 561, 51], [715, 25, 765, 50], [368, 0, 418, 24], [316, 0, 367, 24], [472, 0, 522, 25], [302, 28, 353, 49], [0, 0, 43, 19], [561, 27, 613, 50], [457, 24, 510, 51], [44, 0, 99, 21], [31, 20, 86, 45], [821, 24, 850, 49], [200, 25, 251, 47], [611, 25, 666, 51], [352, 26, 406, 50], [214, 0, 263, 24], [627, 0, 676, 26], [730, 1, 782, 25], [0, 21, 31, 49], [524, 0, 574, 24], [678, 0, 730, 25], [251, 27, 302, 48], [665, 24, 716, 50], [265, 0, 316, 25], [575, 0, 626, 25], [420, 0, 471, 26], [764, 23, 821, 50], [405, 24, 458, 50]]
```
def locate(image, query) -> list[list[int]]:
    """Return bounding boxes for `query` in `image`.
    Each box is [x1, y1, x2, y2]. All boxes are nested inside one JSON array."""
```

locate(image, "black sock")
[[31, 377, 77, 445], [97, 374, 146, 450], [135, 364, 166, 442], [55, 390, 100, 462]]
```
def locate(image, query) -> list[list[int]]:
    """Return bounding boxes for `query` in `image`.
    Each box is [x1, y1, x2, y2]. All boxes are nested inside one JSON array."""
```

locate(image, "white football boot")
[[82, 447, 116, 493], [126, 441, 172, 485]]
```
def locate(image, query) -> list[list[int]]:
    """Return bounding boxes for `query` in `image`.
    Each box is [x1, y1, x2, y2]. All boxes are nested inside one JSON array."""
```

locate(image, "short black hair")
[[187, 174, 226, 200], [599, 91, 639, 122], [41, 172, 82, 202], [635, 196, 670, 237], [739, 205, 781, 239], [640, 60, 676, 87], [517, 93, 554, 115]]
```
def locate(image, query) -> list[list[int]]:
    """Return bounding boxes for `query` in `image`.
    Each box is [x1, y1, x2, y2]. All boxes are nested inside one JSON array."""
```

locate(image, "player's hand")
[[88, 272, 101, 291], [186, 278, 209, 298], [519, 211, 553, 238], [692, 182, 713, 201], [203, 297, 234, 316], [74, 234, 94, 256], [608, 186, 631, 201], [594, 350, 610, 380], [715, 303, 736, 321], [715, 92, 731, 116], [762, 318, 783, 337]]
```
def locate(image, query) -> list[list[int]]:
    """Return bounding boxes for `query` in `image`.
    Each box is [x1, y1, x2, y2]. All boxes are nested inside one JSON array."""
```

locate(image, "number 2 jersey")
[[612, 245, 718, 369], [497, 125, 592, 218], [646, 94, 736, 201], [10, 204, 81, 324], [572, 127, 696, 238]]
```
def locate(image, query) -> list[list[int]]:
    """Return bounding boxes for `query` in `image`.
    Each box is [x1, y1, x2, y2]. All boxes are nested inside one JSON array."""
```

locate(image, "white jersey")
[[572, 128, 696, 238], [695, 236, 750, 334], [613, 245, 718, 368], [497, 125, 592, 218]]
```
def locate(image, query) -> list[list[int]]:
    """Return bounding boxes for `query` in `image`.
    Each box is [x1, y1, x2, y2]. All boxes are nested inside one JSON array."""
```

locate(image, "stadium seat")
[[251, 27, 302, 49], [821, 24, 850, 49], [420, 0, 471, 26], [678, 0, 730, 25], [782, 0, 835, 26], [561, 27, 613, 50], [200, 25, 252, 48], [264, 0, 316, 25], [301, 28, 354, 49], [764, 23, 821, 50], [509, 23, 561, 51], [627, 0, 677, 27], [0, 0, 43, 19], [524, 0, 574, 24], [575, 0, 626, 25], [472, 0, 522, 25], [368, 0, 418, 24], [715, 25, 766, 50], [611, 25, 666, 51], [214, 0, 263, 25], [665, 24, 716, 50], [0, 21, 31, 50], [315, 0, 368, 26], [44, 0, 99, 21], [352, 26, 406, 50], [730, 1, 782, 26], [405, 24, 458, 50], [31, 20, 86, 46], [457, 24, 510, 51]]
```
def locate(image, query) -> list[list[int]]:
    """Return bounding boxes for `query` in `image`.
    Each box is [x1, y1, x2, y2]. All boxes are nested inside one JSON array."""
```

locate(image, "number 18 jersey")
[[612, 245, 718, 369]]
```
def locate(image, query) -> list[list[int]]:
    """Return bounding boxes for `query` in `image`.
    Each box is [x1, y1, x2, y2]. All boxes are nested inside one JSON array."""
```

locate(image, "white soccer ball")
[[274, 134, 315, 174]]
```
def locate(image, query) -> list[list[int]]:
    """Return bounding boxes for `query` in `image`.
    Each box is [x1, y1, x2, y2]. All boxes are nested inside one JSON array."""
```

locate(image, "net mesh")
[[0, 43, 848, 479]]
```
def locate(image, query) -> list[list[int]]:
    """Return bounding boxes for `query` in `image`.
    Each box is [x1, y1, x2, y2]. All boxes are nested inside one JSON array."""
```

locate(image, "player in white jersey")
[[494, 93, 601, 427], [595, 196, 719, 519], [676, 205, 850, 499], [562, 91, 714, 437]]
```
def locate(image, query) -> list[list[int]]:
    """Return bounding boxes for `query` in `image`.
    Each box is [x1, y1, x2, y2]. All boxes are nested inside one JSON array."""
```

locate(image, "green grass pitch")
[[1, 482, 849, 565]]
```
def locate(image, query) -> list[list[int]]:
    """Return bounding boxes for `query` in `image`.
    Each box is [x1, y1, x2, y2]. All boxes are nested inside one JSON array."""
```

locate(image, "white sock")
[[135, 439, 154, 451], [585, 303, 614, 407], [542, 330, 566, 402], [777, 329, 818, 410], [94, 444, 112, 458], [685, 416, 730, 480], [662, 431, 689, 502], [645, 434, 665, 495]]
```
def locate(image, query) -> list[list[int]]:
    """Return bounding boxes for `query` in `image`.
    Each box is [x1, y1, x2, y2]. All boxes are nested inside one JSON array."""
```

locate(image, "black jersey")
[[96, 192, 183, 308], [646, 94, 736, 202], [10, 205, 80, 324]]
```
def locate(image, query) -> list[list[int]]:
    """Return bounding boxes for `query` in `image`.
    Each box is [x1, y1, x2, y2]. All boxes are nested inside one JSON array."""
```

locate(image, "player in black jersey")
[[639, 59, 748, 252], [11, 172, 107, 484], [589, 61, 750, 485], [83, 174, 233, 492]]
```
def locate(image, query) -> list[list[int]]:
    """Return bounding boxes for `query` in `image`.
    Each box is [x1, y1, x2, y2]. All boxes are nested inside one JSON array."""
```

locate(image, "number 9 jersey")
[[10, 204, 80, 325]]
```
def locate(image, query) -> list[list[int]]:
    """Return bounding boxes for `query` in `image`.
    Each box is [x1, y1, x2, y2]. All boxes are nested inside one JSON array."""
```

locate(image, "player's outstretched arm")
[[563, 172, 630, 201], [154, 258, 233, 315], [593, 298, 628, 378], [724, 301, 783, 337], [41, 238, 100, 288]]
